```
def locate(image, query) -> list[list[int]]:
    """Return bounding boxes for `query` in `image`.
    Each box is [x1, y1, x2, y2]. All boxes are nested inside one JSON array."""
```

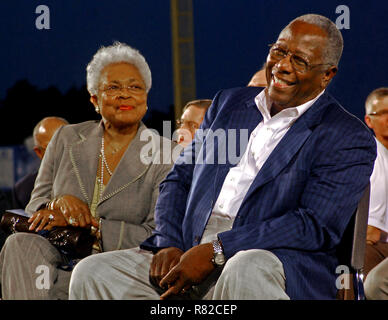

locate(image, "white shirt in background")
[[368, 138, 388, 242]]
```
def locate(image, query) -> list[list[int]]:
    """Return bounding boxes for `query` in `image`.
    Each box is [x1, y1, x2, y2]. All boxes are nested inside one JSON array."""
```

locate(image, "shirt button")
[[230, 177, 235, 182], [219, 204, 224, 209]]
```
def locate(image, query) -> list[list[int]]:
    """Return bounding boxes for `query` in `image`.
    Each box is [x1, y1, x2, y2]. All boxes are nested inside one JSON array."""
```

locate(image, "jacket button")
[[194, 236, 200, 243]]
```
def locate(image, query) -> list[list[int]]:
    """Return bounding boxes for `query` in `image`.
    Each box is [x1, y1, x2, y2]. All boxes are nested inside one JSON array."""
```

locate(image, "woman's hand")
[[28, 208, 68, 232], [50, 195, 98, 228]]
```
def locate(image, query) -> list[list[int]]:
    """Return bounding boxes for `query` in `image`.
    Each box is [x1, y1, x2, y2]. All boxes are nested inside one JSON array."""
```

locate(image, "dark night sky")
[[1, 0, 387, 124]]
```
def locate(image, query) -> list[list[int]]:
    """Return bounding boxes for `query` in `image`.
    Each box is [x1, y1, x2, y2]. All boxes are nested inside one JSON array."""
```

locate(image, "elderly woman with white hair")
[[0, 42, 176, 299]]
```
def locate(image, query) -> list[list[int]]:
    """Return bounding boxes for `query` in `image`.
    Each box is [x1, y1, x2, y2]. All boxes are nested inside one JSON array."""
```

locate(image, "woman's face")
[[91, 62, 148, 129]]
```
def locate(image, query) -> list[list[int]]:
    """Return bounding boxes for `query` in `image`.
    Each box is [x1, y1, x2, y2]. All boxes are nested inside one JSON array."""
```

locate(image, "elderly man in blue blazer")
[[69, 14, 376, 300]]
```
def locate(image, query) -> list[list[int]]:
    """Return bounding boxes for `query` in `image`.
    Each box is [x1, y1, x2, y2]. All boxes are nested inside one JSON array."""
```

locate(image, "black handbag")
[[0, 209, 94, 259]]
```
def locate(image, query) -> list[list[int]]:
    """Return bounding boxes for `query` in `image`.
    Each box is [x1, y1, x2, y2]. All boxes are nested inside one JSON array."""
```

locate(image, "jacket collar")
[[212, 89, 332, 205], [241, 90, 332, 202], [69, 121, 152, 206]]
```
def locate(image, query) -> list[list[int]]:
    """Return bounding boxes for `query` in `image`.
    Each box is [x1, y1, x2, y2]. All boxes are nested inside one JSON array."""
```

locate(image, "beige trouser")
[[0, 232, 73, 299], [69, 215, 290, 300], [364, 256, 388, 300]]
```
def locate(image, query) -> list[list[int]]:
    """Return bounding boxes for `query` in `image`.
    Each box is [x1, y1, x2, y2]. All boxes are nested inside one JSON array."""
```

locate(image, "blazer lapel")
[[99, 122, 151, 204], [68, 122, 102, 205], [213, 96, 263, 201]]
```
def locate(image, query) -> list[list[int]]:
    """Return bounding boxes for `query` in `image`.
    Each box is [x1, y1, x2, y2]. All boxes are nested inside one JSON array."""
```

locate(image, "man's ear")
[[365, 114, 374, 129], [321, 66, 337, 87], [33, 146, 44, 160], [90, 95, 98, 108]]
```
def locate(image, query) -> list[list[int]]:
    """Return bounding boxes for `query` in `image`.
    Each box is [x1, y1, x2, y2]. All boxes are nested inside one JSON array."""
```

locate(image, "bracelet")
[[91, 218, 102, 240], [45, 199, 56, 210]]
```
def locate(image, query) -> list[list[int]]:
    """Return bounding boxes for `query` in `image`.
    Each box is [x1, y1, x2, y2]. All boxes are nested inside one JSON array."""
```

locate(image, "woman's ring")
[[48, 214, 54, 221], [69, 217, 77, 225]]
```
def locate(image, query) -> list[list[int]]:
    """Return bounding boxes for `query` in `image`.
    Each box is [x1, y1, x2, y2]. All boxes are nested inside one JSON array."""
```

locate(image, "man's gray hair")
[[86, 41, 152, 96], [285, 14, 344, 67], [365, 87, 388, 114]]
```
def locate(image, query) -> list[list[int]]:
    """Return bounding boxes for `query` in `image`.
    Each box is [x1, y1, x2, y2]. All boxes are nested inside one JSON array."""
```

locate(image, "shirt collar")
[[255, 88, 326, 123]]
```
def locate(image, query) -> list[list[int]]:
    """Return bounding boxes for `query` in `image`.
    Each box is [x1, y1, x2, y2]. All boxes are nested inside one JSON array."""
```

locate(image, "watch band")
[[211, 239, 225, 266], [212, 239, 223, 254]]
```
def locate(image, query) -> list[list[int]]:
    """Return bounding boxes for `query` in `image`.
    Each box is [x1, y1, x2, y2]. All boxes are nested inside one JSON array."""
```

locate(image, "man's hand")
[[150, 247, 184, 289], [52, 195, 98, 228], [28, 208, 68, 232], [159, 243, 215, 300], [367, 225, 381, 245]]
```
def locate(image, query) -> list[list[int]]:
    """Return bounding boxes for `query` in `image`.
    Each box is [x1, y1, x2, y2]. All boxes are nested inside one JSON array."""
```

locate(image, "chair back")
[[336, 183, 370, 270], [336, 183, 370, 300], [351, 183, 370, 271]]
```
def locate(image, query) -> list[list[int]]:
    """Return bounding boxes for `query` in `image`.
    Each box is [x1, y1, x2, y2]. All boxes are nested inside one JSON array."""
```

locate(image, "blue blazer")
[[141, 87, 377, 299]]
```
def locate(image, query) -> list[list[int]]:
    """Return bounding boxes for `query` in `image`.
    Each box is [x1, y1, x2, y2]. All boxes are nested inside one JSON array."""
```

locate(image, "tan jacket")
[[26, 120, 177, 251]]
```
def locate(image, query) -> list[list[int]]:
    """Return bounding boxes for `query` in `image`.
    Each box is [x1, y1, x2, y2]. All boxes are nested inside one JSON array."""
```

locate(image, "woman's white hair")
[[87, 41, 152, 95]]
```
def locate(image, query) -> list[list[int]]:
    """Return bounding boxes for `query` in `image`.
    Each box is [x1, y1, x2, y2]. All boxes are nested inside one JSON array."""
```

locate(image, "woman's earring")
[[95, 106, 100, 114]]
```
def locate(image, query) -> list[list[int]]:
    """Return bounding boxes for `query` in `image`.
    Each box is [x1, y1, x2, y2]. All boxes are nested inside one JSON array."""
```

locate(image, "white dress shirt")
[[368, 138, 388, 241], [212, 88, 325, 219]]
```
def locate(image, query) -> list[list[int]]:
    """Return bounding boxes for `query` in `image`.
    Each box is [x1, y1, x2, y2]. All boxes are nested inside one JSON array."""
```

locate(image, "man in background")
[[0, 116, 68, 250], [247, 67, 267, 87], [176, 99, 212, 148], [363, 88, 388, 300]]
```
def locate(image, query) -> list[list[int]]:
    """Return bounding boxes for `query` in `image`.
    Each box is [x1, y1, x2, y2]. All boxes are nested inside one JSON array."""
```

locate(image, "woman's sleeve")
[[25, 126, 65, 215]]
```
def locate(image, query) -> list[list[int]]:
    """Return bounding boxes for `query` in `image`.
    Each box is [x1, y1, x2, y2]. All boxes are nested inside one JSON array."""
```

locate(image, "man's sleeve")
[[140, 90, 225, 252]]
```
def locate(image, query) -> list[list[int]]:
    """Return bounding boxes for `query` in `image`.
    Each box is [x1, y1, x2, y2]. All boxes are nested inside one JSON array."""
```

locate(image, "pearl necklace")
[[99, 136, 113, 200], [101, 136, 113, 176]]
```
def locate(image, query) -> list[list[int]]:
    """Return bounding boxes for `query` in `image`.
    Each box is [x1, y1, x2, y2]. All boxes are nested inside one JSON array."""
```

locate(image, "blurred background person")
[[247, 67, 267, 87], [0, 116, 68, 251], [0, 42, 175, 300], [11, 116, 69, 209], [363, 88, 388, 299], [176, 99, 212, 148]]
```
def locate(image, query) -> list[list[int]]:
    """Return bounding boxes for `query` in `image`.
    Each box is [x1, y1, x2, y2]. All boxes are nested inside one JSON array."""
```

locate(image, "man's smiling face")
[[265, 20, 336, 111]]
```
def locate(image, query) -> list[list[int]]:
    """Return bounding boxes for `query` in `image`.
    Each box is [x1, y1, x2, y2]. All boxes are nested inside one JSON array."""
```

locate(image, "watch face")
[[214, 253, 225, 265]]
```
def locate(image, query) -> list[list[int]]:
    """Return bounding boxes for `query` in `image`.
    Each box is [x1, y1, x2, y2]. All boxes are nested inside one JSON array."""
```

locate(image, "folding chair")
[[336, 183, 370, 300]]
